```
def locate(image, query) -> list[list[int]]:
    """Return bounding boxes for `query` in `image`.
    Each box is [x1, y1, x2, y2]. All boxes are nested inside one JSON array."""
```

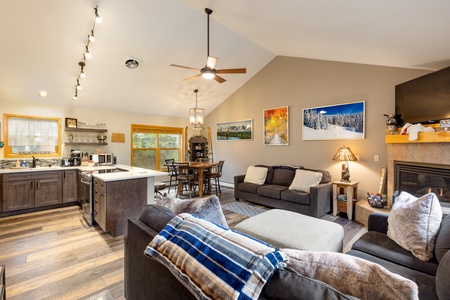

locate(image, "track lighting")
[[85, 46, 91, 59], [89, 30, 95, 42], [73, 6, 101, 100], [95, 6, 102, 23]]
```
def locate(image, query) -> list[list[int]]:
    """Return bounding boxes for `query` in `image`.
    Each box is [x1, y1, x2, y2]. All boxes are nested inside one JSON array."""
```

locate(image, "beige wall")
[[204, 56, 429, 197], [0, 99, 189, 164]]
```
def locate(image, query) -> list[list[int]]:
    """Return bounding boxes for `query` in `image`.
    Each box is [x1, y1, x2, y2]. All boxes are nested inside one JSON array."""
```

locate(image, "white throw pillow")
[[283, 249, 419, 300], [244, 166, 268, 185], [387, 192, 442, 261], [289, 169, 322, 192]]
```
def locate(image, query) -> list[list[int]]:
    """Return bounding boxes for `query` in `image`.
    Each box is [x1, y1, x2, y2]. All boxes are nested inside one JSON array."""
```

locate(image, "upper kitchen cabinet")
[[3, 114, 62, 159]]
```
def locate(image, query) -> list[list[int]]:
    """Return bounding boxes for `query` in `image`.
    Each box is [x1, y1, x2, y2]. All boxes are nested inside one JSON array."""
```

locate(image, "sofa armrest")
[[234, 174, 246, 200], [367, 212, 389, 233], [309, 182, 332, 218]]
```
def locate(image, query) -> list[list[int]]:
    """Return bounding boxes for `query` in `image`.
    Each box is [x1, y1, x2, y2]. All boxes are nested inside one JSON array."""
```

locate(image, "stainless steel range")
[[78, 168, 129, 225]]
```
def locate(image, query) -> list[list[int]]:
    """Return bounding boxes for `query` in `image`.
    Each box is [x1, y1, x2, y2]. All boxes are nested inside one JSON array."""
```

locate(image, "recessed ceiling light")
[[124, 56, 141, 70], [38, 91, 48, 97]]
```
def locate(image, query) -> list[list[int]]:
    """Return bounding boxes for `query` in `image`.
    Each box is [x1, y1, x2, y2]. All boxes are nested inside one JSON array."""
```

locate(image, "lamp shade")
[[332, 145, 357, 162]]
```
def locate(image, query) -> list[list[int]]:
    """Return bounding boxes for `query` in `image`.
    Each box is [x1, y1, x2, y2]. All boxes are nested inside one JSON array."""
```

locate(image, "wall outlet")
[[374, 155, 379, 162]]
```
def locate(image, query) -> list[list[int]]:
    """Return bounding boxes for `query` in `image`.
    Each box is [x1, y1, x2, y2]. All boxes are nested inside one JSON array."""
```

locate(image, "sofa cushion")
[[351, 231, 439, 276], [262, 267, 357, 300], [280, 189, 310, 205], [289, 169, 323, 192], [238, 182, 261, 194], [387, 192, 442, 261], [257, 184, 287, 199], [436, 250, 450, 300], [244, 166, 268, 184], [434, 214, 450, 262], [283, 248, 419, 300], [164, 195, 229, 228], [272, 168, 296, 186], [304, 168, 331, 183], [255, 164, 275, 184], [138, 204, 176, 233]]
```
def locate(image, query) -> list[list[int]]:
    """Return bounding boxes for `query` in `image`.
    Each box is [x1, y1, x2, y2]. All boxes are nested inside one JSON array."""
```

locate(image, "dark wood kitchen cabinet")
[[3, 171, 62, 212], [62, 169, 78, 203], [93, 177, 147, 237]]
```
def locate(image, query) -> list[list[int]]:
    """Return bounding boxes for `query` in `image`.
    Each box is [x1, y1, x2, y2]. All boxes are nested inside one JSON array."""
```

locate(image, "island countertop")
[[0, 164, 168, 182]]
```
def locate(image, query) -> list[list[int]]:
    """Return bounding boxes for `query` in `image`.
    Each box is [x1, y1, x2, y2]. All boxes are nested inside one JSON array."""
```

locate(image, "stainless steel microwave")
[[89, 153, 114, 166]]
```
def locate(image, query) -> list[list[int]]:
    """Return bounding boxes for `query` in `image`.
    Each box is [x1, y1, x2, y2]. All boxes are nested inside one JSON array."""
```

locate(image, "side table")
[[332, 181, 359, 220]]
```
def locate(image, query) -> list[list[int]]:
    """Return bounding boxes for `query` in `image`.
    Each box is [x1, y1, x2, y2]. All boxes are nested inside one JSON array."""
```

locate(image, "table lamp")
[[332, 145, 357, 182]]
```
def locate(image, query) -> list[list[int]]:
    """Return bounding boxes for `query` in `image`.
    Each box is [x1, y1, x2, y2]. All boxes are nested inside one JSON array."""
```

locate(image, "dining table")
[[187, 161, 218, 197]]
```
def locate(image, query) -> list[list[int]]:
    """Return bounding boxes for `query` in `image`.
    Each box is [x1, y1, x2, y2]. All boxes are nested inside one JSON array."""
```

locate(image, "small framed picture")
[[65, 118, 77, 128]]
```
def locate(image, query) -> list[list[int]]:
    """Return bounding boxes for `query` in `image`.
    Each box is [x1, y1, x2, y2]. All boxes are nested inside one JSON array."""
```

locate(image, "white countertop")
[[0, 164, 168, 182]]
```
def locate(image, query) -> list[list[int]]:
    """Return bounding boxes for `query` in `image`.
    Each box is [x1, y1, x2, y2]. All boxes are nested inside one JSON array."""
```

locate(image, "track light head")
[[89, 30, 95, 42], [85, 46, 91, 59], [95, 6, 102, 23]]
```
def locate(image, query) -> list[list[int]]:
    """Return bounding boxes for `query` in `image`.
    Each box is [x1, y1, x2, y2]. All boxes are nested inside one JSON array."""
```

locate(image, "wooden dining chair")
[[172, 162, 195, 198], [165, 159, 176, 193], [205, 160, 224, 195]]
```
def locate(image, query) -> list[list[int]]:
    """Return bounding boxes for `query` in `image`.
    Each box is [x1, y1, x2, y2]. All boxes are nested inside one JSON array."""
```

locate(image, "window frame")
[[3, 114, 62, 158], [131, 124, 185, 171]]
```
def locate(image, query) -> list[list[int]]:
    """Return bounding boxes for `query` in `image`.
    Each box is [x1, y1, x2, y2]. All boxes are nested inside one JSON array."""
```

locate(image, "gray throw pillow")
[[158, 194, 229, 229]]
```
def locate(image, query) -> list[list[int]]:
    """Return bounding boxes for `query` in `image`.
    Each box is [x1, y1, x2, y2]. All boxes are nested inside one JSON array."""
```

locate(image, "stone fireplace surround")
[[387, 142, 450, 209]]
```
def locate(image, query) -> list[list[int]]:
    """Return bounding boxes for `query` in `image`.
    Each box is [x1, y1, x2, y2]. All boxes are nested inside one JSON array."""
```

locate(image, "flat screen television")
[[395, 66, 450, 125]]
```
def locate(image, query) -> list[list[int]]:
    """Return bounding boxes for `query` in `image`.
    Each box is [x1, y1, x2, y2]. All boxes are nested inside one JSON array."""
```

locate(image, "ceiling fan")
[[170, 8, 246, 84]]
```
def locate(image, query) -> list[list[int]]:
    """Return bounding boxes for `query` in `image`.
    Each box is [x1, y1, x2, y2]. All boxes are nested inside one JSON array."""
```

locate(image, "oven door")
[[79, 173, 94, 225]]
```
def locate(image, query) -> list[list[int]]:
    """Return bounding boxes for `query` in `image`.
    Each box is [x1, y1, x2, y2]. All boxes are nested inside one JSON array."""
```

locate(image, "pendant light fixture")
[[189, 89, 204, 129]]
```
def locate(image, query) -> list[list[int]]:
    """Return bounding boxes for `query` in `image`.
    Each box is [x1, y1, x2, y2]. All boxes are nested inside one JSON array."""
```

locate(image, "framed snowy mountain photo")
[[302, 101, 365, 140]]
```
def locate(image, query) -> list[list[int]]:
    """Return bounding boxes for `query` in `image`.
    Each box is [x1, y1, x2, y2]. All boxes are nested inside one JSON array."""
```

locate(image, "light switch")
[[374, 155, 379, 162]]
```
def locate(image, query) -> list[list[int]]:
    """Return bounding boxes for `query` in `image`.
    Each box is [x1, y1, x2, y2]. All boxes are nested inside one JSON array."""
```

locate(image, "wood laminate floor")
[[0, 186, 365, 299]]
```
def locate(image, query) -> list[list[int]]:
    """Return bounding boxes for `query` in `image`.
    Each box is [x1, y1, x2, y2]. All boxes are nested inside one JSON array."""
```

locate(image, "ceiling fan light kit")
[[170, 8, 246, 83]]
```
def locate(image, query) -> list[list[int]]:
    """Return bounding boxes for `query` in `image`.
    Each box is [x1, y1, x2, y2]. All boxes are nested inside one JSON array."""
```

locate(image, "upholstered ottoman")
[[234, 209, 344, 252]]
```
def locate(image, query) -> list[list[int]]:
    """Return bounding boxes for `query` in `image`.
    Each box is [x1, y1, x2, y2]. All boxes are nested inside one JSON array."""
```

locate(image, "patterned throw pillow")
[[288, 169, 323, 192], [155, 194, 229, 229], [387, 192, 442, 261]]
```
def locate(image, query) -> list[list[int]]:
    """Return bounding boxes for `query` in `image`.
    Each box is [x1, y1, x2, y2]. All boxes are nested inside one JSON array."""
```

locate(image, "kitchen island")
[[0, 164, 167, 237]]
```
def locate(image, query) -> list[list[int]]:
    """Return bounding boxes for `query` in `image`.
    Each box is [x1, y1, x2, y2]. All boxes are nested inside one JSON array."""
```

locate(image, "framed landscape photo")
[[302, 101, 365, 140], [65, 117, 77, 128], [217, 119, 253, 141], [263, 106, 289, 145]]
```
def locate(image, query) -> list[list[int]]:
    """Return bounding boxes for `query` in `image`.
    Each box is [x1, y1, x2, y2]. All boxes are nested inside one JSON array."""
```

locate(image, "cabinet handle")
[[36, 181, 39, 189], [31, 181, 33, 190]]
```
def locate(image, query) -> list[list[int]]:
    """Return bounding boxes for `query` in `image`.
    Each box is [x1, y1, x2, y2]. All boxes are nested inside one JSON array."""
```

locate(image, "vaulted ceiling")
[[1, 0, 449, 118]]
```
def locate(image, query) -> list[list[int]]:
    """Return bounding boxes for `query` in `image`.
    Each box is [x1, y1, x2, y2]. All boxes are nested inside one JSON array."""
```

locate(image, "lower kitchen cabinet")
[[3, 171, 62, 212], [62, 169, 78, 203], [93, 177, 147, 237]]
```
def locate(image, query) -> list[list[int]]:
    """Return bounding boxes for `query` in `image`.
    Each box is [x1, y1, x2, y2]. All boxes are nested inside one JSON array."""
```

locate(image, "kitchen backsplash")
[[0, 158, 63, 169]]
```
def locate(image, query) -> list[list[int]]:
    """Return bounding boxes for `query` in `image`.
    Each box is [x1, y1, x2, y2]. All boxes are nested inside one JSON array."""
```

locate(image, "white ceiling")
[[1, 0, 449, 118]]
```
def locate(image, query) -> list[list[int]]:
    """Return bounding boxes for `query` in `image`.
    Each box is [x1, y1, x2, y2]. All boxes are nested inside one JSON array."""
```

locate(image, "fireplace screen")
[[394, 161, 450, 214]]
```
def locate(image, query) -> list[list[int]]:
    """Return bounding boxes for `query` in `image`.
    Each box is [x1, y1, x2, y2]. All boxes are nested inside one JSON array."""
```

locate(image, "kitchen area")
[[0, 115, 169, 237]]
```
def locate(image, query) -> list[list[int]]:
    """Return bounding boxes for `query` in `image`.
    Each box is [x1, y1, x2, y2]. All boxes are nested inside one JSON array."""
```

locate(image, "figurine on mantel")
[[383, 114, 397, 134], [401, 123, 435, 141]]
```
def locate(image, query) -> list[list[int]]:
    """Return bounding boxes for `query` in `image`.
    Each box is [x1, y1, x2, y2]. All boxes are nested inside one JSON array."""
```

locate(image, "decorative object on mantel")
[[401, 123, 435, 141], [72, 6, 102, 100], [367, 192, 387, 208], [383, 114, 397, 134], [441, 119, 450, 131], [111, 132, 125, 143], [189, 89, 204, 129], [332, 145, 358, 182]]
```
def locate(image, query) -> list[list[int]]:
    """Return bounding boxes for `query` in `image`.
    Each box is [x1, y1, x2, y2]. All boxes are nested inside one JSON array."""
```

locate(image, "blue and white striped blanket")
[[144, 213, 287, 300]]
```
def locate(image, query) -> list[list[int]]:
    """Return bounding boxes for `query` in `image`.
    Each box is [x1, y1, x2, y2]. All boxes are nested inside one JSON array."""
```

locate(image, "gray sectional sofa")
[[348, 212, 450, 300], [234, 165, 332, 218]]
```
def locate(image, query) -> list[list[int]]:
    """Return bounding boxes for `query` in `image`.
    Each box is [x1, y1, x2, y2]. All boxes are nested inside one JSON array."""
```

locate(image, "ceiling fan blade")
[[216, 68, 247, 74], [206, 56, 218, 69], [213, 75, 226, 83], [183, 74, 202, 81], [170, 64, 200, 71]]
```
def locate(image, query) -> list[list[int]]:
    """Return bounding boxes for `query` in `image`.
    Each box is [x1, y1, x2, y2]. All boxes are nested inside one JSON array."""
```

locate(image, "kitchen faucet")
[[32, 156, 38, 168]]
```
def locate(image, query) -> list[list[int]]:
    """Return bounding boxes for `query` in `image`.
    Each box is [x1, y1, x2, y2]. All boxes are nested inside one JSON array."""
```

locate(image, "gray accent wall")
[[204, 56, 429, 198]]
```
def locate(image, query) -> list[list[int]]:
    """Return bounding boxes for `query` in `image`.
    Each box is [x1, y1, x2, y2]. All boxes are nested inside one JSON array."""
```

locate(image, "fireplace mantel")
[[386, 131, 450, 144]]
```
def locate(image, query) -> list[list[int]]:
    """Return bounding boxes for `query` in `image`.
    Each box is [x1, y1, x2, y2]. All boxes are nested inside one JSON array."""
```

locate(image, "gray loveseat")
[[124, 204, 358, 300], [348, 213, 450, 300], [234, 165, 332, 218]]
